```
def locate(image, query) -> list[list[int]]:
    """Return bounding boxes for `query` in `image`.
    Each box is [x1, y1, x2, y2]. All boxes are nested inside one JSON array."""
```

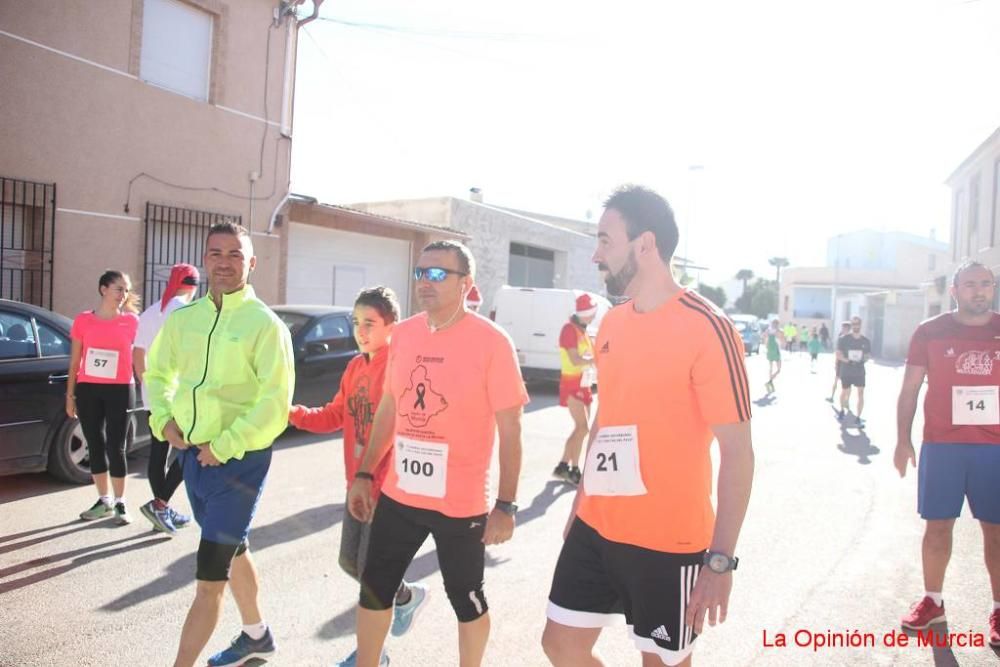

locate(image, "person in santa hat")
[[553, 293, 597, 485], [465, 284, 483, 313], [133, 263, 200, 535]]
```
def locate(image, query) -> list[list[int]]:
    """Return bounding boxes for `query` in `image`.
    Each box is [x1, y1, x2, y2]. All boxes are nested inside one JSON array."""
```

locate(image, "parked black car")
[[0, 299, 150, 484], [0, 301, 358, 484], [272, 305, 359, 408]]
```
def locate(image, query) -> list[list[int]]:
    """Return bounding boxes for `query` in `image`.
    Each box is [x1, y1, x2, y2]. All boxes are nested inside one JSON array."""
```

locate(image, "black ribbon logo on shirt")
[[414, 383, 427, 410]]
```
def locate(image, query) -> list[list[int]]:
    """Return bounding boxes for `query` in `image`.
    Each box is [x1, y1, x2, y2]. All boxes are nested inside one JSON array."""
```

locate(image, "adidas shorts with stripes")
[[547, 517, 704, 666]]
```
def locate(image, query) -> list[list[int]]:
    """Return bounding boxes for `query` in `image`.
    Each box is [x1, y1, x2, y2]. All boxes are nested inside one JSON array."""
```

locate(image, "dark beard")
[[604, 249, 638, 297]]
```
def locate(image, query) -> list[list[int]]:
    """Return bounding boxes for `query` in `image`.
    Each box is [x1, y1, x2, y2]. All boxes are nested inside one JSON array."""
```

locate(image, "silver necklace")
[[428, 304, 464, 333]]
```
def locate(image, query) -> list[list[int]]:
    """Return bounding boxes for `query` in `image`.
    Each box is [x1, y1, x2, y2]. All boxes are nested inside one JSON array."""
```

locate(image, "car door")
[[295, 315, 357, 406], [0, 308, 63, 469]]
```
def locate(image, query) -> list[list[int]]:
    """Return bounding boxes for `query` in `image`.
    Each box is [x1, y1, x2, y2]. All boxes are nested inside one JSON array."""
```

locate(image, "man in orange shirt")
[[346, 240, 528, 667], [541, 185, 755, 667], [553, 293, 598, 485]]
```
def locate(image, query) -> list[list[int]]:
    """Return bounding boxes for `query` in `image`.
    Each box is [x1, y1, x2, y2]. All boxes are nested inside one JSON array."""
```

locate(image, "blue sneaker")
[[139, 500, 176, 536], [334, 648, 389, 666], [167, 506, 192, 528], [207, 629, 276, 667], [391, 583, 430, 637]]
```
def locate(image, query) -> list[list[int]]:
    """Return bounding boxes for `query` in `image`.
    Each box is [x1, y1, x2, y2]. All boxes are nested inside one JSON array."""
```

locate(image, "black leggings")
[[75, 382, 134, 478], [147, 414, 183, 502]]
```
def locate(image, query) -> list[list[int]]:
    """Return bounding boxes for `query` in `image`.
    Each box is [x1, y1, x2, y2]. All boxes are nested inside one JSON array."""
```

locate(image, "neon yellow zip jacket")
[[145, 285, 295, 464]]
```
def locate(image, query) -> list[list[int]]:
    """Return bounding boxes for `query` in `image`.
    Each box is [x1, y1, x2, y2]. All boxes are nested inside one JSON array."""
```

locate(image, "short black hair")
[[354, 286, 400, 324], [603, 185, 679, 262], [207, 221, 250, 241], [422, 240, 476, 278], [951, 259, 994, 287]]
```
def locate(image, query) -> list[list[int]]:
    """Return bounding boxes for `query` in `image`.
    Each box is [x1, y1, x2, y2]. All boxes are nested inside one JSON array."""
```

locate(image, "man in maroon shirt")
[[895, 260, 1000, 646]]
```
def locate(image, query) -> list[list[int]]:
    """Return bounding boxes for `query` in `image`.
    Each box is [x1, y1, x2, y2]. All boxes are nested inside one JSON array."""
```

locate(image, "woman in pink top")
[[67, 270, 140, 525]]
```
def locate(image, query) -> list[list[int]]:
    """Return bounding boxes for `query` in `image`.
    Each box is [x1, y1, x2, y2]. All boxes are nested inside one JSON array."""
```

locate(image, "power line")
[[315, 15, 547, 43]]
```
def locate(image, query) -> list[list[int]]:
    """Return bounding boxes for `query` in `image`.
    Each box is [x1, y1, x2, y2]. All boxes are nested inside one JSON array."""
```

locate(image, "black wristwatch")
[[494, 499, 518, 516], [703, 550, 739, 573], [355, 471, 375, 482]]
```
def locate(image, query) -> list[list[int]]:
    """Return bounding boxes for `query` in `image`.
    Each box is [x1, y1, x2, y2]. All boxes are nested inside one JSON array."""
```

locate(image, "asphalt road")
[[1, 349, 998, 666]]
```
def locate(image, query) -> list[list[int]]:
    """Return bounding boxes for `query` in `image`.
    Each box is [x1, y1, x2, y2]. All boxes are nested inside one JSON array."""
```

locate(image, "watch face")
[[708, 554, 730, 572]]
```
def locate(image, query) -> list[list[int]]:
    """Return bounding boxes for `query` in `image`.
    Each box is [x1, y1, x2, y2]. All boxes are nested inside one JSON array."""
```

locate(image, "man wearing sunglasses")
[[345, 240, 528, 667]]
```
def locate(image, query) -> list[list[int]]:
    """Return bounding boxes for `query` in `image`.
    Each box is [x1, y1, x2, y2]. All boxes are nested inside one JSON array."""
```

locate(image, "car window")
[[37, 321, 70, 357], [276, 311, 311, 337], [304, 315, 351, 343], [0, 310, 38, 360]]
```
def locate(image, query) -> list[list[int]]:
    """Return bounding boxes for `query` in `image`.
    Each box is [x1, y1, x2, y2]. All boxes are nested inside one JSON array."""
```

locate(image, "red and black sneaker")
[[901, 596, 946, 630], [988, 608, 999, 648]]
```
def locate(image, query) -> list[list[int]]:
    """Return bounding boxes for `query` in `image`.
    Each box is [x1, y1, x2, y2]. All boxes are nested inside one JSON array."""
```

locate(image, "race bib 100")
[[394, 437, 448, 498]]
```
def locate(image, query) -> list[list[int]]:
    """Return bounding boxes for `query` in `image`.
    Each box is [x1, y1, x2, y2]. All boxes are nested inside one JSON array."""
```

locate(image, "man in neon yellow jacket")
[[145, 222, 294, 667]]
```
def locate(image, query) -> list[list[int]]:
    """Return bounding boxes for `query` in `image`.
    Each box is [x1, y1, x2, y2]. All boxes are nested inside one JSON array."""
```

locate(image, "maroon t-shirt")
[[907, 312, 1000, 445]]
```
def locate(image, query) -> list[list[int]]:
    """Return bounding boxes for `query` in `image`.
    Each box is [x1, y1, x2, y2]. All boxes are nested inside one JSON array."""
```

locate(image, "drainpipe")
[[267, 191, 291, 235], [267, 1, 322, 234]]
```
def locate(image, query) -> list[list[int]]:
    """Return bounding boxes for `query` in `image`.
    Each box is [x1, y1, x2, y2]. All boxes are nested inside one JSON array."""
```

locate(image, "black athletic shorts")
[[839, 366, 866, 388], [547, 518, 704, 666], [360, 494, 488, 622]]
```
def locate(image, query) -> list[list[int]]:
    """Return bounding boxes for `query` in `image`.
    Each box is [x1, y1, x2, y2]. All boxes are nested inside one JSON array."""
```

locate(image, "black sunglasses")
[[414, 267, 468, 282]]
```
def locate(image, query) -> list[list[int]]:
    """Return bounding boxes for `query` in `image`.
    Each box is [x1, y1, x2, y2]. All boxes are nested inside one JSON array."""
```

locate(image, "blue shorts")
[[183, 447, 271, 545], [918, 443, 1000, 523]]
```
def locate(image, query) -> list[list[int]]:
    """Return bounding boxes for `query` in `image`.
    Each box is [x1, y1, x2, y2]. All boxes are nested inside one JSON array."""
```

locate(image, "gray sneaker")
[[114, 502, 132, 525], [80, 499, 113, 521], [140, 500, 176, 535]]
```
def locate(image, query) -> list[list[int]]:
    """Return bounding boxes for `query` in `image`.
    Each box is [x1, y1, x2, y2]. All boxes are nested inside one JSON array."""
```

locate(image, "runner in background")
[[552, 293, 597, 486], [68, 270, 140, 525], [827, 321, 851, 403], [764, 319, 785, 394], [133, 263, 199, 535]]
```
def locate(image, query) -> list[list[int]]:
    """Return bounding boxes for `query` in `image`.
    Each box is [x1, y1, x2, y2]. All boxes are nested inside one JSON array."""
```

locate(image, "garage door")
[[287, 223, 412, 313]]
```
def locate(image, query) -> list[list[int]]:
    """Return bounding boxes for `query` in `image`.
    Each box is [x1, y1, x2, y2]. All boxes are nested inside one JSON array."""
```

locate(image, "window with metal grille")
[[143, 203, 240, 308], [0, 177, 55, 309]]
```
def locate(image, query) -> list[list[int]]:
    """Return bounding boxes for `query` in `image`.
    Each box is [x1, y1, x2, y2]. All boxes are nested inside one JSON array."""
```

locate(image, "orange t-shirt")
[[576, 289, 751, 552], [382, 312, 529, 517]]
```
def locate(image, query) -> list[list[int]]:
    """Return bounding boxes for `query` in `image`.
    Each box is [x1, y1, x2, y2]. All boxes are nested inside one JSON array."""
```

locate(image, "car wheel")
[[48, 418, 92, 484], [47, 417, 136, 485]]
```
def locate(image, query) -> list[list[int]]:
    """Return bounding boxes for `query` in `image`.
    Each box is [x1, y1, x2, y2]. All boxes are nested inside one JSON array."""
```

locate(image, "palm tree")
[[769, 257, 790, 284], [735, 269, 754, 298]]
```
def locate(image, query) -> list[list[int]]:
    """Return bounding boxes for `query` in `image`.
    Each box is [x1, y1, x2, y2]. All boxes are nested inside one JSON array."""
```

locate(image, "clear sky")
[[290, 0, 1000, 285]]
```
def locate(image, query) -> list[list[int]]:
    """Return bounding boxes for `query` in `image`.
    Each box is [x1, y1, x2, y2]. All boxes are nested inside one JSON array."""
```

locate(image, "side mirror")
[[306, 342, 329, 356]]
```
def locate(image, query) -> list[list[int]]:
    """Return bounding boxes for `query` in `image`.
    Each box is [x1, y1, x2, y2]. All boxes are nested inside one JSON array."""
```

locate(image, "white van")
[[490, 286, 612, 383]]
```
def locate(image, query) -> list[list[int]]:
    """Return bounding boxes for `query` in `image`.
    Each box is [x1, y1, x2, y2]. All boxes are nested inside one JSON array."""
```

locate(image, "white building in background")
[[780, 230, 948, 359], [924, 125, 1000, 317], [350, 192, 606, 315]]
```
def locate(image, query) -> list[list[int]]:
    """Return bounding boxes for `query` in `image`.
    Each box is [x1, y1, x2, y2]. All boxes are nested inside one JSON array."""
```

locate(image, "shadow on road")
[[901, 622, 959, 666], [315, 480, 574, 640], [836, 424, 880, 464], [100, 503, 346, 611], [0, 532, 170, 595], [0, 519, 109, 556], [753, 395, 777, 408]]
